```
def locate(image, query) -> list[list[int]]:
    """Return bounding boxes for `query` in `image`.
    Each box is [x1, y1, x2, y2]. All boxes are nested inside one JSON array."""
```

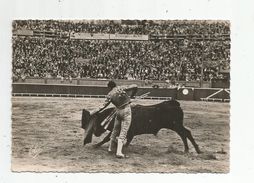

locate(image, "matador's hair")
[[107, 80, 116, 89]]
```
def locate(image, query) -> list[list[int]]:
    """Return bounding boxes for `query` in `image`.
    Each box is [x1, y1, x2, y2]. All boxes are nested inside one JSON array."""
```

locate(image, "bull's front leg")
[[124, 135, 134, 147], [93, 132, 111, 148]]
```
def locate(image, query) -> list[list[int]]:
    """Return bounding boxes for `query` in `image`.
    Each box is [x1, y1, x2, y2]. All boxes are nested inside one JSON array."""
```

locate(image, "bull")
[[81, 100, 201, 154]]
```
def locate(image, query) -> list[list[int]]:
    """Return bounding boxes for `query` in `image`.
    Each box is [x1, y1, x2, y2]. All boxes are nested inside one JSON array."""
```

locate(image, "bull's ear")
[[81, 109, 91, 129]]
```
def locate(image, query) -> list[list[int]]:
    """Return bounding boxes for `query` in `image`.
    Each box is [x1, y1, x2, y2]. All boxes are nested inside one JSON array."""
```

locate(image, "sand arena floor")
[[11, 97, 230, 173]]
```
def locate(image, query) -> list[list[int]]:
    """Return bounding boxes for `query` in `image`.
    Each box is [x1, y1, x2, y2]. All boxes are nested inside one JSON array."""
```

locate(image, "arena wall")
[[12, 83, 230, 102], [14, 78, 210, 88]]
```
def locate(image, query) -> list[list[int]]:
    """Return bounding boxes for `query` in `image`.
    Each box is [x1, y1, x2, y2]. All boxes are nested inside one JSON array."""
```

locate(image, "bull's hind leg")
[[183, 127, 202, 154], [176, 130, 189, 153]]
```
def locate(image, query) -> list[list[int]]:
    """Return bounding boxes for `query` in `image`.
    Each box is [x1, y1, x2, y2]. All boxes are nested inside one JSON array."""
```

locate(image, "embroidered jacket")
[[102, 84, 138, 109]]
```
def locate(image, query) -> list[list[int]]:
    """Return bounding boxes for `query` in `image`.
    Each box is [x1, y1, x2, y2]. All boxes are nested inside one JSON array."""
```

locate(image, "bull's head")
[[81, 109, 107, 145]]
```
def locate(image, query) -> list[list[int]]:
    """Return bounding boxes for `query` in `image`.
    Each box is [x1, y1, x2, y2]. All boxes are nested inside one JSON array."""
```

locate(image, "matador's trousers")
[[110, 104, 131, 143]]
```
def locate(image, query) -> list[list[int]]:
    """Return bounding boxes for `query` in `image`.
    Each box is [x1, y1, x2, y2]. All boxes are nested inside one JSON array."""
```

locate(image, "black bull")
[[81, 100, 201, 154]]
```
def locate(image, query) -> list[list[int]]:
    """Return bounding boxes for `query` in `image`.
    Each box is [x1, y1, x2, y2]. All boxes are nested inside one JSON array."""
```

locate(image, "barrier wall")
[[177, 88, 195, 101], [194, 88, 230, 101], [12, 84, 110, 95], [14, 78, 211, 88], [12, 83, 229, 101]]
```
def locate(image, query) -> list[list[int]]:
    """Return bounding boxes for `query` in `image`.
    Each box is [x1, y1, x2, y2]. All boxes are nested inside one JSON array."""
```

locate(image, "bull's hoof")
[[195, 146, 202, 154], [197, 150, 203, 154]]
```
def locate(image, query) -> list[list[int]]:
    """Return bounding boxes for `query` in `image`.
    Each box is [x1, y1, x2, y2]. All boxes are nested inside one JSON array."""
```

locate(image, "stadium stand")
[[12, 20, 230, 86]]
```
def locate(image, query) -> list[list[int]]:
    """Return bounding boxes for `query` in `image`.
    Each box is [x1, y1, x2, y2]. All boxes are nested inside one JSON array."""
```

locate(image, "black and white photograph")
[[1, 0, 254, 181], [11, 19, 230, 173]]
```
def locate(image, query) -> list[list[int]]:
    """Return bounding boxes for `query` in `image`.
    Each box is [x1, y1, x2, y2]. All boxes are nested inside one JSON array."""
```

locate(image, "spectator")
[[12, 20, 230, 82]]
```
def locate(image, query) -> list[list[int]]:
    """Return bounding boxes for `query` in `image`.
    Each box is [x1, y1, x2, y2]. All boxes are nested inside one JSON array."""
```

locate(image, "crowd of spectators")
[[13, 20, 230, 35], [12, 21, 230, 82]]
